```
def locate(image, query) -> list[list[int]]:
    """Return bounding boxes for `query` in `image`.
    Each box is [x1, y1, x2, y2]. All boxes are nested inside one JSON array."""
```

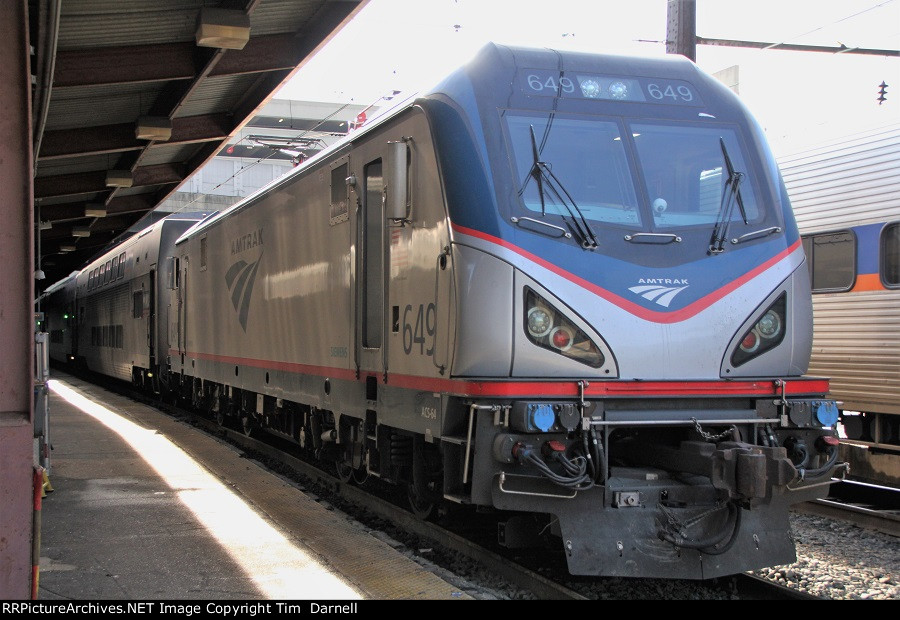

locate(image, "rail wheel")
[[241, 414, 257, 438], [352, 467, 368, 485], [407, 483, 437, 520], [335, 455, 367, 485], [335, 459, 354, 483]]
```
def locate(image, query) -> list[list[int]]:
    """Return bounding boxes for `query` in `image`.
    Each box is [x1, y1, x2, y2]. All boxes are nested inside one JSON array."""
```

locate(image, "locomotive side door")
[[171, 255, 187, 358], [147, 266, 156, 365], [356, 158, 386, 376], [179, 257, 188, 357]]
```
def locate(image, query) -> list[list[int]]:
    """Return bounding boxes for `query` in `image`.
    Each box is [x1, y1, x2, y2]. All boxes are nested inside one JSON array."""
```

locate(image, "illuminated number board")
[[519, 69, 701, 106]]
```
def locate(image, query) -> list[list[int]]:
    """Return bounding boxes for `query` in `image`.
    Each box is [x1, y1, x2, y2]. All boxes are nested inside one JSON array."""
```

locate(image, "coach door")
[[357, 158, 386, 376]]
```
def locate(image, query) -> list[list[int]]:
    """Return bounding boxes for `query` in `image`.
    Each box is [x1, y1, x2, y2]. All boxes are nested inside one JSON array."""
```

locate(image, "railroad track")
[[799, 480, 900, 538], [726, 573, 824, 600]]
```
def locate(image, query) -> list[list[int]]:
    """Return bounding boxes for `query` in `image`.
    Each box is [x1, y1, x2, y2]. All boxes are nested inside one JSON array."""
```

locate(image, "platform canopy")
[[31, 0, 365, 285]]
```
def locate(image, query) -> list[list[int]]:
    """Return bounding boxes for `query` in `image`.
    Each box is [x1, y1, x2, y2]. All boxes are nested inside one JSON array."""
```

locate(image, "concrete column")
[[0, 0, 36, 600]]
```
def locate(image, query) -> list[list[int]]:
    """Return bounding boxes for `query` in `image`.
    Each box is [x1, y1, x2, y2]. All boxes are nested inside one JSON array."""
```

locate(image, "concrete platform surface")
[[38, 373, 471, 600]]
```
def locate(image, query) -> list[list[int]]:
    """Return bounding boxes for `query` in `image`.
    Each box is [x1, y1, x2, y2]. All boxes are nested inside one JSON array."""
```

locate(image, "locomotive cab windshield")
[[503, 111, 777, 257]]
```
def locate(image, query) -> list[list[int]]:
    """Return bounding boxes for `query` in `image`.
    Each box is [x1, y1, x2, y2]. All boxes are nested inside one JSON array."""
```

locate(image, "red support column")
[[0, 0, 36, 600]]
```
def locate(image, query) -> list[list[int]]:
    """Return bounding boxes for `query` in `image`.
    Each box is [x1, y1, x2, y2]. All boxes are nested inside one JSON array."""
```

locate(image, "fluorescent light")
[[136, 116, 172, 141], [106, 170, 133, 188], [196, 8, 250, 50]]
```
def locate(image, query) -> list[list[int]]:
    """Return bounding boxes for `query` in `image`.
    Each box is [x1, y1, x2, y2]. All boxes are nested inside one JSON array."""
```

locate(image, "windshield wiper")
[[708, 137, 749, 255], [526, 124, 548, 216], [521, 125, 599, 249]]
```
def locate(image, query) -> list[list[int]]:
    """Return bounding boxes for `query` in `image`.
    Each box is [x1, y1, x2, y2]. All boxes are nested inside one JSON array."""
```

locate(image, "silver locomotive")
[[47, 44, 845, 579]]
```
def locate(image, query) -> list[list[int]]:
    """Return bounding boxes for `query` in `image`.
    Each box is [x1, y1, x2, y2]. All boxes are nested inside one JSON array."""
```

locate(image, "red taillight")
[[740, 330, 759, 353], [551, 327, 573, 350]]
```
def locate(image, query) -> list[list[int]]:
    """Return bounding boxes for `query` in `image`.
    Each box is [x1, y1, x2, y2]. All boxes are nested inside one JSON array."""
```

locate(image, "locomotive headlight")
[[524, 288, 604, 368], [756, 310, 782, 339], [731, 294, 787, 367], [580, 79, 601, 98], [608, 81, 628, 99], [527, 306, 554, 338]]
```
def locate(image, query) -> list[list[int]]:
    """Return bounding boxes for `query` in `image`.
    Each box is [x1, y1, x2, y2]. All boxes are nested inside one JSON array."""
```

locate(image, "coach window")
[[330, 162, 349, 224], [882, 223, 900, 288], [111, 256, 118, 279], [802, 230, 856, 292], [200, 237, 208, 271], [118, 253, 125, 278]]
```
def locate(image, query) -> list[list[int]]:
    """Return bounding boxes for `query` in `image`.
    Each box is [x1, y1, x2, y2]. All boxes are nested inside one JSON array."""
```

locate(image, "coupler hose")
[[657, 500, 742, 555]]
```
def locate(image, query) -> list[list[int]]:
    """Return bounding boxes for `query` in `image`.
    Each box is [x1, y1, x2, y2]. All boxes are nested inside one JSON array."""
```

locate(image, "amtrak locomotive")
[[45, 44, 845, 579]]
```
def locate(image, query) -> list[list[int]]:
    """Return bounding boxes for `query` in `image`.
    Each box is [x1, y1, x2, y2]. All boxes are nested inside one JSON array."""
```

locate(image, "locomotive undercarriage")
[[168, 372, 447, 518], [161, 369, 843, 579]]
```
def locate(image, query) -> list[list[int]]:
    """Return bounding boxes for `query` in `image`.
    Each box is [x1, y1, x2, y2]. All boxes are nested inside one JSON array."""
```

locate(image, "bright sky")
[[276, 0, 900, 154]]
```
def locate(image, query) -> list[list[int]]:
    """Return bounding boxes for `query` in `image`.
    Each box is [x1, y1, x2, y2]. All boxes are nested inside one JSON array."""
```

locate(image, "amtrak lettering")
[[628, 278, 689, 308], [636, 278, 688, 285], [231, 229, 263, 255]]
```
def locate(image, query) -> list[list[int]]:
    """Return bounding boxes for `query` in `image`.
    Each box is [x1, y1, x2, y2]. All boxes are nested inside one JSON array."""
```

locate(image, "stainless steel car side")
[[67, 215, 205, 384]]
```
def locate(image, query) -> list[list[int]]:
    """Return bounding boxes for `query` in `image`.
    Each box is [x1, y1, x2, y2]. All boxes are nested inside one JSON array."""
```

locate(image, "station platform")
[[37, 372, 471, 601]]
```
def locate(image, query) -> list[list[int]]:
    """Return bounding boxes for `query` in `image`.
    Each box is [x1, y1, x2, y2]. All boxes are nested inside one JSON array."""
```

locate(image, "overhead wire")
[[764, 0, 897, 49], [173, 101, 355, 214]]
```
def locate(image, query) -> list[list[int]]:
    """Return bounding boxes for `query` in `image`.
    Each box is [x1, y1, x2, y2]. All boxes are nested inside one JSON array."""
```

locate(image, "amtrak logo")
[[225, 257, 261, 331], [628, 278, 689, 308]]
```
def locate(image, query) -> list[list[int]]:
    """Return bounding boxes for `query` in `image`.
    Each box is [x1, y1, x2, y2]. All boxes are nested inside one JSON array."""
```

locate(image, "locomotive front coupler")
[[620, 438, 796, 504]]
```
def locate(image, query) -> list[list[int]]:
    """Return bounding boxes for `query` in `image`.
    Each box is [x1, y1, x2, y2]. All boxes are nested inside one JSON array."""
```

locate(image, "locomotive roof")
[[176, 43, 706, 243], [76, 212, 211, 278]]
